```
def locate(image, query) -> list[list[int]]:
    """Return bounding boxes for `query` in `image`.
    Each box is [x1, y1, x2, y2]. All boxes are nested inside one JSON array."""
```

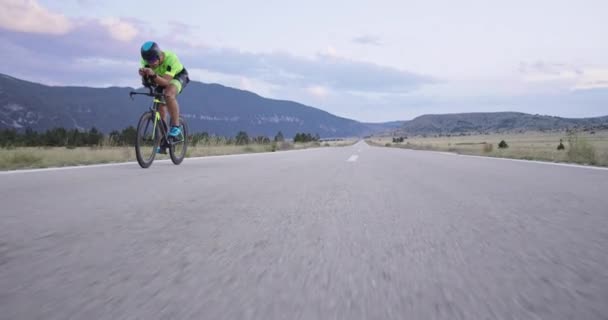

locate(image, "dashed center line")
[[347, 155, 359, 162]]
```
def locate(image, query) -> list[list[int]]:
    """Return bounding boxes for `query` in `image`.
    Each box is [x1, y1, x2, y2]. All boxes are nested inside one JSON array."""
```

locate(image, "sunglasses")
[[146, 56, 160, 64]]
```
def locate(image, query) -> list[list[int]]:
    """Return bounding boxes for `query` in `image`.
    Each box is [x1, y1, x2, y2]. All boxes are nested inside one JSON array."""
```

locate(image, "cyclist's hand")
[[141, 68, 155, 76], [142, 77, 154, 87], [138, 68, 145, 76]]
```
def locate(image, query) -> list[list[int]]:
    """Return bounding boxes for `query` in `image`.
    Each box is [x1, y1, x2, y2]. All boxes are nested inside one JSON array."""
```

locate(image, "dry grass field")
[[367, 131, 608, 167], [0, 139, 359, 171]]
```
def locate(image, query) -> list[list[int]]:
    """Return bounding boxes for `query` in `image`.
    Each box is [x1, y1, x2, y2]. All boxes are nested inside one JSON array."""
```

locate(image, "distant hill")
[[0, 73, 397, 138], [3, 74, 606, 138], [361, 120, 406, 135], [393, 112, 608, 135]]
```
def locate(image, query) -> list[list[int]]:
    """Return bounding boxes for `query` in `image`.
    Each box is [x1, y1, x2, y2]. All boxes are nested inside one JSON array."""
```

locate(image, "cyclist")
[[138, 41, 189, 153]]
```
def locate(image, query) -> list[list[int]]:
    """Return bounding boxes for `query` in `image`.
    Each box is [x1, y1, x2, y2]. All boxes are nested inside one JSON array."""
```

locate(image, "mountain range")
[[0, 73, 391, 138], [395, 112, 608, 135], [1, 73, 607, 138]]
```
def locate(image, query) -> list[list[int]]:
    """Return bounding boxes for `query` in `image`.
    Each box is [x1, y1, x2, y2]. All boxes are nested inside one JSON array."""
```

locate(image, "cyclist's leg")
[[164, 84, 180, 127], [158, 104, 169, 125], [152, 86, 168, 127], [155, 104, 169, 152], [165, 71, 188, 133]]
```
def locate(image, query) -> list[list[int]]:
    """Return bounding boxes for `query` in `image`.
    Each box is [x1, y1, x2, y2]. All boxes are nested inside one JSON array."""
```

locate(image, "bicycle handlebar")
[[129, 86, 164, 100], [129, 75, 165, 100]]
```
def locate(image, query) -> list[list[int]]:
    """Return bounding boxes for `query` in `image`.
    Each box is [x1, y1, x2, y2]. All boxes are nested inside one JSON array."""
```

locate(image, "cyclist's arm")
[[148, 73, 173, 87], [138, 59, 149, 76], [150, 53, 181, 87], [140, 67, 172, 87], [138, 59, 156, 86]]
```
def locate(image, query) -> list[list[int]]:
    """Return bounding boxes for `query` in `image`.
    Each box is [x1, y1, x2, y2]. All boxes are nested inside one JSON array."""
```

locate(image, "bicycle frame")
[[130, 84, 189, 167], [130, 86, 172, 145]]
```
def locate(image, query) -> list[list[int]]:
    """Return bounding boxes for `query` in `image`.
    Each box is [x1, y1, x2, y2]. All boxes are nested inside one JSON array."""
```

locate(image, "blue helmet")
[[141, 41, 162, 62]]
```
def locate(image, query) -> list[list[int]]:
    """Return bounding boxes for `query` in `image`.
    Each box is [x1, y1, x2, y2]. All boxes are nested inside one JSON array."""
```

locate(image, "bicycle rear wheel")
[[169, 117, 188, 165], [135, 112, 160, 168]]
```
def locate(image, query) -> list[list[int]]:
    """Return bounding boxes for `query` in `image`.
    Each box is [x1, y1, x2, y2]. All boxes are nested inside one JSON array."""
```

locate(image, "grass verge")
[[366, 131, 608, 167], [0, 139, 360, 171]]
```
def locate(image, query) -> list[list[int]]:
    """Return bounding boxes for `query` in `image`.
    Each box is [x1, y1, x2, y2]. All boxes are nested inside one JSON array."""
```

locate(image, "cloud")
[[0, 39, 139, 87], [187, 68, 280, 97], [0, 1, 436, 95], [177, 48, 436, 93], [352, 35, 383, 46], [76, 0, 95, 6], [319, 46, 340, 58], [518, 61, 608, 91], [167, 20, 199, 35], [519, 61, 583, 82], [1, 24, 435, 94], [0, 17, 145, 62], [572, 68, 608, 90], [100, 18, 138, 42], [0, 0, 72, 35], [306, 85, 329, 98]]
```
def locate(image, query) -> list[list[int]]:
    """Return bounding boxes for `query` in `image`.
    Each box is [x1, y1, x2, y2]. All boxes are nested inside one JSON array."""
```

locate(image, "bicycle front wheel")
[[169, 117, 188, 165], [135, 112, 160, 168]]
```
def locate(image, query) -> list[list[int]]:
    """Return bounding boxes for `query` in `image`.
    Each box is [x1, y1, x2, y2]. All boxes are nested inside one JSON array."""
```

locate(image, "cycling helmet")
[[141, 41, 162, 62]]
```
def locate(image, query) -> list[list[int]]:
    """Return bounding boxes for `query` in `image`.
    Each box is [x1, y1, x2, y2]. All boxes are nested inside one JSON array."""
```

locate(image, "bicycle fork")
[[152, 111, 162, 140]]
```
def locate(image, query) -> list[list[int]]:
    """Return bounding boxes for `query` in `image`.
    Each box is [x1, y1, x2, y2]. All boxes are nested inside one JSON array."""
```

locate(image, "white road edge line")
[[0, 147, 323, 175], [406, 148, 608, 171], [347, 155, 359, 162]]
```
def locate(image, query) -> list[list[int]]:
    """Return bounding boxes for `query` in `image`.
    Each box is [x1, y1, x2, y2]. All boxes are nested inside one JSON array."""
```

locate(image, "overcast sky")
[[1, 0, 607, 122]]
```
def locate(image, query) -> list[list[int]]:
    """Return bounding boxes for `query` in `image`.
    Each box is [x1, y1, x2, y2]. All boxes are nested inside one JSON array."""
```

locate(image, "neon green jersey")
[[140, 50, 184, 78]]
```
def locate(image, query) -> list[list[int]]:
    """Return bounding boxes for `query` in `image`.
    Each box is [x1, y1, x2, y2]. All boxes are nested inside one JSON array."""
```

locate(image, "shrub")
[[293, 132, 318, 143], [235, 131, 249, 145], [280, 141, 293, 150], [498, 140, 508, 149], [566, 132, 597, 164], [557, 139, 565, 150], [9, 152, 43, 166], [483, 143, 494, 153]]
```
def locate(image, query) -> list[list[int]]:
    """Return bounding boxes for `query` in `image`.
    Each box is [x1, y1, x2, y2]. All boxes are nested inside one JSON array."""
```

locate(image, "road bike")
[[129, 85, 188, 168]]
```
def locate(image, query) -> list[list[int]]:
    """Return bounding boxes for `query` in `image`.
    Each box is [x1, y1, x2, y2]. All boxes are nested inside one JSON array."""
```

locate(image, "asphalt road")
[[1, 141, 607, 319]]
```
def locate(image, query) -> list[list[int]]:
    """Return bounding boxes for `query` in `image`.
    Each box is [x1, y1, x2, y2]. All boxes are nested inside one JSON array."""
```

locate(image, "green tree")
[[120, 126, 137, 146], [0, 129, 18, 147], [44, 128, 68, 146], [235, 131, 250, 145], [23, 127, 38, 146], [66, 128, 84, 148], [87, 127, 103, 146], [193, 132, 209, 147], [293, 132, 316, 143], [108, 130, 121, 146]]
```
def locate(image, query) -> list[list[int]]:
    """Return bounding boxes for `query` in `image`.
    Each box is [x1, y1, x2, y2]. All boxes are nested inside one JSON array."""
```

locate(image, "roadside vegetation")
[[0, 127, 356, 171], [366, 130, 608, 167]]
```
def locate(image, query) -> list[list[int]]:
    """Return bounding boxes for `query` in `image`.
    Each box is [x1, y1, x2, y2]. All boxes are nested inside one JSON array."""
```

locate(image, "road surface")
[[1, 141, 607, 319]]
